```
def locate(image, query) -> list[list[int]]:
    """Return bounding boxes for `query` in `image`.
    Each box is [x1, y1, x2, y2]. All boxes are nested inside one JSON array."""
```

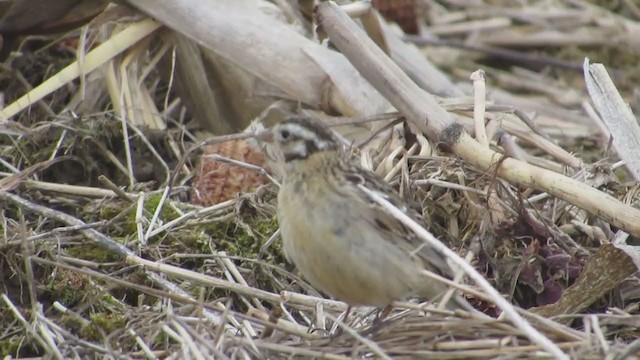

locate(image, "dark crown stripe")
[[277, 116, 341, 162], [284, 152, 310, 162], [281, 116, 337, 144]]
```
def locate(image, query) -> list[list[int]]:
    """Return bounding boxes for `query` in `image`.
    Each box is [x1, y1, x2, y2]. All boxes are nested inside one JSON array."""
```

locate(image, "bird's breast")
[[276, 180, 425, 307]]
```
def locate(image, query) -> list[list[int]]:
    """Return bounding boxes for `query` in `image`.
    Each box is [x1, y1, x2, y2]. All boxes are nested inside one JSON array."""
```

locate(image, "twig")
[[98, 175, 135, 202], [358, 184, 568, 359], [470, 70, 488, 147], [316, 1, 640, 237], [326, 313, 392, 360]]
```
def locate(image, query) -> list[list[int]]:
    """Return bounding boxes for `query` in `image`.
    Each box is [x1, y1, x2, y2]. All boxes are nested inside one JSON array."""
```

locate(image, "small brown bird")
[[259, 116, 474, 313]]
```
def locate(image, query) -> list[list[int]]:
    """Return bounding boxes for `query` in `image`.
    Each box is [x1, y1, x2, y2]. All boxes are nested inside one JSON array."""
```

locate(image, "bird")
[[257, 116, 475, 316]]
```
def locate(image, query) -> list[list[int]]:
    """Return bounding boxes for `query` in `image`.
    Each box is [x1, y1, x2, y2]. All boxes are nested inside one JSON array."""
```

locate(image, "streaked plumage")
[[260, 116, 472, 310]]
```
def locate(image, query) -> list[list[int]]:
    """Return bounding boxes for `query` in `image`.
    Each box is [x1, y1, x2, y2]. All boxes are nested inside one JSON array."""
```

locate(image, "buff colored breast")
[[276, 174, 432, 307]]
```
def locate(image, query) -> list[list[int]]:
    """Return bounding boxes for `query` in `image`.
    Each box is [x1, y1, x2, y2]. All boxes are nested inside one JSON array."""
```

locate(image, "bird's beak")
[[256, 129, 274, 143]]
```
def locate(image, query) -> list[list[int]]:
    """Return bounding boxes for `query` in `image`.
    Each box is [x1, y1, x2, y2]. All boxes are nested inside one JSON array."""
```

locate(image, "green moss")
[[61, 286, 84, 306], [0, 337, 40, 358], [66, 244, 121, 263], [88, 194, 183, 242], [44, 269, 127, 311], [614, 167, 629, 184], [208, 216, 280, 257], [45, 269, 90, 307], [144, 194, 180, 222], [96, 202, 130, 221], [89, 201, 137, 236], [100, 292, 126, 307], [173, 189, 283, 258], [180, 229, 216, 253], [0, 338, 18, 357], [80, 313, 128, 341]]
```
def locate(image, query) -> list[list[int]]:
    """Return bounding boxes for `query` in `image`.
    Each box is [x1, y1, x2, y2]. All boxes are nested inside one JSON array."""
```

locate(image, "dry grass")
[[1, 1, 640, 359]]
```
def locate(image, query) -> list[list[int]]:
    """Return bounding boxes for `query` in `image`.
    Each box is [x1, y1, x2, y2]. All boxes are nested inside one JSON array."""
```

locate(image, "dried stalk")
[[315, 2, 640, 237]]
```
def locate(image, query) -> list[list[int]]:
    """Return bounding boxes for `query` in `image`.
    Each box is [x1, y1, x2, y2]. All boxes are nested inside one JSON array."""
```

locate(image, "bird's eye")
[[280, 129, 290, 140]]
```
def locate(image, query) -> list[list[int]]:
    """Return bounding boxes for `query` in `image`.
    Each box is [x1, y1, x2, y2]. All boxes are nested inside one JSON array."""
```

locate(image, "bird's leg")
[[359, 305, 393, 336], [328, 305, 352, 339], [373, 305, 393, 326], [343, 305, 353, 324]]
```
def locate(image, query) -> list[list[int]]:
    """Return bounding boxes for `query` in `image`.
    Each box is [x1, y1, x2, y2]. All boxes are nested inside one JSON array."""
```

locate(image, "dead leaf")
[[531, 244, 637, 318]]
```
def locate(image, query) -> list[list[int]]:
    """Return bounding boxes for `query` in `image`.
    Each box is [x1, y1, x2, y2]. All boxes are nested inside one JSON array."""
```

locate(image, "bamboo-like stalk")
[[126, 0, 390, 116], [315, 2, 640, 238]]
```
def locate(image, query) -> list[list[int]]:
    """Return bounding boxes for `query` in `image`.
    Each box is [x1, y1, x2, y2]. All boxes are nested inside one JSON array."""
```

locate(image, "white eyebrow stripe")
[[287, 125, 333, 149], [294, 127, 318, 141]]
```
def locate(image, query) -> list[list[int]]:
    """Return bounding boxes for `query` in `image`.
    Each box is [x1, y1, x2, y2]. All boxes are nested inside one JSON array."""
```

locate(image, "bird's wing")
[[342, 166, 454, 278]]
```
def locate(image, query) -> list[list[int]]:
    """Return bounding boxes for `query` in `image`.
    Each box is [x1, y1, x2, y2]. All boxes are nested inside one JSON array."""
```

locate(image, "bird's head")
[[258, 116, 341, 164]]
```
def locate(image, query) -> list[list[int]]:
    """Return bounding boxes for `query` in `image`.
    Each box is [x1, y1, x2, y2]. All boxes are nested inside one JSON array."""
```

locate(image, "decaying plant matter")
[[1, 1, 640, 358]]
